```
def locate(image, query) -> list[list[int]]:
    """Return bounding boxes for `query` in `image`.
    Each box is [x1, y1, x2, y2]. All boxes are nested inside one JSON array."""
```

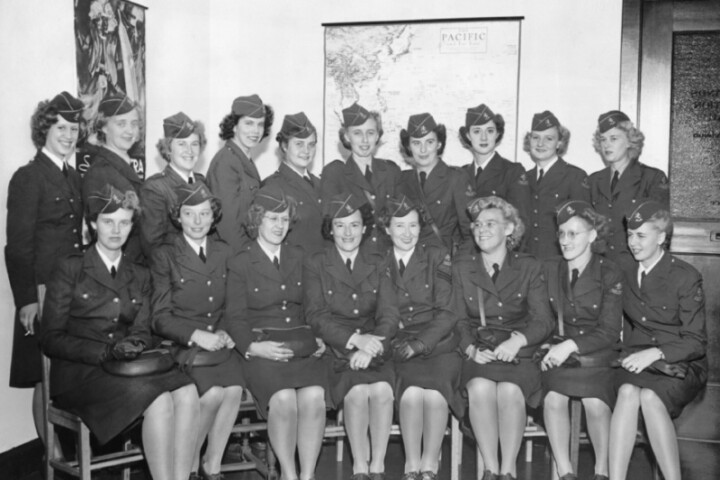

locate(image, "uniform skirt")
[[188, 350, 245, 396], [53, 367, 193, 445], [395, 351, 464, 417], [542, 366, 616, 408], [614, 358, 707, 418], [330, 355, 395, 408], [9, 311, 42, 388], [462, 357, 543, 408], [243, 355, 329, 418]]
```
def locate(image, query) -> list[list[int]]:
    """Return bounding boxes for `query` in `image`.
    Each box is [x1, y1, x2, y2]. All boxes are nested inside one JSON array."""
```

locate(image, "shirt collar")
[[257, 240, 281, 263], [169, 164, 195, 183], [42, 147, 67, 171], [638, 250, 664, 282], [337, 248, 359, 268], [183, 235, 207, 255], [95, 245, 121, 273], [538, 156, 559, 177], [394, 248, 415, 267], [475, 155, 494, 173]]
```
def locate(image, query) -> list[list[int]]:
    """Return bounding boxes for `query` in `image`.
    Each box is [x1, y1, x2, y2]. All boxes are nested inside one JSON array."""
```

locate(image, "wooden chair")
[[42, 354, 144, 480], [324, 408, 463, 480], [221, 390, 278, 479]]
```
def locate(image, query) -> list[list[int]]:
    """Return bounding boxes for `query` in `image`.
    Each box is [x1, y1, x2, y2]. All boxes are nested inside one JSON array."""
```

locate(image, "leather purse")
[[473, 287, 520, 363], [252, 325, 318, 358], [102, 348, 175, 377], [172, 345, 232, 372], [611, 344, 688, 379], [391, 327, 459, 361], [533, 335, 618, 368]]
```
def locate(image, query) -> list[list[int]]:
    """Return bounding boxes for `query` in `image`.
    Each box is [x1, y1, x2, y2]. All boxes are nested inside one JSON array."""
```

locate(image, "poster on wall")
[[323, 18, 522, 168], [73, 0, 147, 179]]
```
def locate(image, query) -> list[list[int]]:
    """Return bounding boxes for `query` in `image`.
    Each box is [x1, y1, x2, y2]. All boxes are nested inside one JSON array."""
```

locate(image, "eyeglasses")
[[557, 229, 590, 240]]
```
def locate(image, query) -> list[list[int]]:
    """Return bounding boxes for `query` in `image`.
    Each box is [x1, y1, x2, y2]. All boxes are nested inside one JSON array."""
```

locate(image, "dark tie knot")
[[570, 268, 579, 289], [419, 171, 427, 190], [273, 256, 280, 270], [110, 265, 117, 279], [346, 258, 353, 272], [491, 263, 500, 283], [199, 246, 206, 263], [398, 259, 406, 276]]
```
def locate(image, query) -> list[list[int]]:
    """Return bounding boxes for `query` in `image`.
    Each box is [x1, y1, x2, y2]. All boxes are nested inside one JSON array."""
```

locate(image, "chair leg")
[[45, 417, 55, 480], [525, 438, 533, 462], [336, 409, 345, 462], [267, 441, 278, 480], [569, 399, 582, 473], [122, 439, 133, 480], [450, 416, 461, 480], [79, 424, 92, 480]]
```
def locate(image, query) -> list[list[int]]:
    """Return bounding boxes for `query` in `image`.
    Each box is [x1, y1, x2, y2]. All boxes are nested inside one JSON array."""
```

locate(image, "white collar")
[[95, 245, 121, 273], [257, 240, 281, 263], [42, 147, 67, 172], [474, 154, 494, 173], [337, 248, 359, 268], [169, 164, 195, 184], [394, 248, 415, 268], [183, 235, 207, 256], [537, 156, 559, 177], [638, 250, 664, 283]]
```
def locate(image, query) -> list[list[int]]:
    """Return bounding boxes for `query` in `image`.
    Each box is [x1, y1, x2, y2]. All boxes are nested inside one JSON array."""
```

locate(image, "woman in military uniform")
[[6, 91, 85, 450], [398, 113, 474, 254], [206, 94, 274, 252], [140, 112, 207, 259], [588, 111, 669, 268], [609, 201, 707, 480], [454, 196, 554, 480], [225, 184, 328, 480], [263, 112, 325, 255], [459, 104, 530, 225], [150, 183, 244, 479], [41, 185, 199, 480], [82, 93, 145, 263], [540, 201, 623, 480], [523, 111, 591, 259], [304, 193, 400, 480], [321, 103, 401, 254], [379, 196, 461, 480]]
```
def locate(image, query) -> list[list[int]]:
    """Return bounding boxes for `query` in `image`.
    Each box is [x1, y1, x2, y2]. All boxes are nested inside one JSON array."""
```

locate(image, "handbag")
[[252, 325, 318, 358], [391, 327, 459, 362], [611, 344, 688, 379], [172, 345, 232, 372], [473, 287, 520, 363], [102, 348, 175, 377]]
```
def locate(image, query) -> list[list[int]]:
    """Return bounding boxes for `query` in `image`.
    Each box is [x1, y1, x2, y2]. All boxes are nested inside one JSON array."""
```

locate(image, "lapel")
[[248, 241, 282, 282], [493, 252, 520, 294], [37, 152, 82, 215], [642, 251, 671, 296], [227, 140, 260, 181], [371, 158, 391, 193], [469, 253, 497, 296], [351, 248, 375, 284], [278, 163, 322, 212], [84, 246, 119, 293], [388, 251, 406, 290], [480, 152, 505, 185], [536, 158, 567, 192], [558, 260, 573, 302], [423, 159, 450, 198], [163, 164, 190, 187], [403, 246, 427, 284], [596, 167, 613, 201], [175, 236, 212, 277], [573, 254, 601, 298], [345, 156, 373, 193], [616, 161, 643, 199], [278, 245, 301, 281], [527, 165, 539, 191], [99, 147, 143, 187], [324, 246, 355, 289]]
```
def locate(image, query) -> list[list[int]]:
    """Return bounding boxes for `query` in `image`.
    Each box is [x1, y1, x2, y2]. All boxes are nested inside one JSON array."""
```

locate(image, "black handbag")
[[473, 287, 521, 363], [391, 328, 459, 362], [252, 325, 318, 358], [611, 344, 688, 379], [102, 348, 175, 377], [172, 345, 232, 372]]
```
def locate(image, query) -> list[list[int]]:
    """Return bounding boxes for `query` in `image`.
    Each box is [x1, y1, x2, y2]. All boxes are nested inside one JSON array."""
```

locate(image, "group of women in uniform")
[[6, 90, 706, 480]]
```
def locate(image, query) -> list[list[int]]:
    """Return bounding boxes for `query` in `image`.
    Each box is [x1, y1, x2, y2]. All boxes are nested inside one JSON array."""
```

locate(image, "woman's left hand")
[[541, 340, 577, 371], [494, 334, 524, 363], [349, 350, 372, 370], [621, 347, 663, 374], [216, 329, 235, 349], [313, 338, 326, 357]]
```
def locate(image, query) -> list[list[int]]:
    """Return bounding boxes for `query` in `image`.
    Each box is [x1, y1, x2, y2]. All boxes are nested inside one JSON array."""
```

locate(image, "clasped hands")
[[539, 339, 578, 371], [348, 333, 385, 370], [620, 347, 663, 374], [248, 337, 326, 362], [465, 332, 526, 365]]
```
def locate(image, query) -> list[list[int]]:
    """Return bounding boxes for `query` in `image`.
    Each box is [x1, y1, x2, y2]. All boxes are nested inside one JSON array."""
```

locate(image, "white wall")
[[0, 0, 623, 452]]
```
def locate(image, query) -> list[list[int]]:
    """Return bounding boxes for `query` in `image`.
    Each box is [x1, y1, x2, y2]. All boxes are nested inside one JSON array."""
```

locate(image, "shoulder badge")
[[581, 177, 590, 189], [659, 174, 669, 189], [610, 282, 623, 295], [693, 286, 704, 302], [436, 253, 452, 283], [465, 184, 476, 197], [518, 173, 529, 186]]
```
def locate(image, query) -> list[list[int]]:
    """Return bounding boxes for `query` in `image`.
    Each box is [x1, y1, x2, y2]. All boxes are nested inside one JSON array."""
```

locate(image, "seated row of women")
[[40, 171, 705, 480]]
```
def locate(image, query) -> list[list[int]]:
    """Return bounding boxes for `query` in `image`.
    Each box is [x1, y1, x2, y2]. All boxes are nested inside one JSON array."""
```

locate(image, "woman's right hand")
[[190, 330, 225, 351], [247, 341, 294, 362], [19, 303, 39, 335], [349, 350, 373, 370], [466, 344, 496, 364], [352, 333, 385, 357]]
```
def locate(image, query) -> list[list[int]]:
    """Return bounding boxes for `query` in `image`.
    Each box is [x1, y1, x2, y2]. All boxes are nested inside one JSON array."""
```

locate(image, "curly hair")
[[276, 127, 318, 151], [94, 106, 142, 144], [219, 104, 274, 141], [592, 120, 645, 161], [85, 190, 142, 239], [399, 123, 447, 160], [627, 207, 673, 249], [560, 208, 611, 254], [155, 121, 208, 162], [321, 203, 375, 242], [376, 204, 426, 231], [169, 197, 223, 233], [458, 114, 506, 150], [467, 195, 525, 250], [244, 196, 298, 240], [338, 111, 384, 150], [31, 99, 87, 149], [522, 125, 571, 157]]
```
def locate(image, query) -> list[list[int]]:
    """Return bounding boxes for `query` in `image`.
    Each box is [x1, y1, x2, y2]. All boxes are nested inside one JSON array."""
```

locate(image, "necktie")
[[398, 259, 406, 276], [491, 263, 500, 283], [419, 171, 427, 190], [364, 165, 373, 184], [640, 271, 646, 288], [199, 246, 206, 263], [110, 265, 117, 279], [62, 163, 69, 177], [475, 165, 483, 184], [188, 176, 194, 184], [570, 268, 579, 289], [273, 256, 280, 270], [537, 168, 545, 183], [304, 175, 314, 188], [610, 170, 619, 194], [346, 258, 352, 272]]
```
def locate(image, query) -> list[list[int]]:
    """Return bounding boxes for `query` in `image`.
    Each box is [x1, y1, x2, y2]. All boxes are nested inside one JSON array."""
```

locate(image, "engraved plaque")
[[671, 32, 720, 219]]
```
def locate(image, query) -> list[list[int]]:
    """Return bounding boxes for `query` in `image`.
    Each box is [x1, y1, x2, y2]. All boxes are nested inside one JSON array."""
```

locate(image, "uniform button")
[[641, 302, 645, 306], [610, 245, 615, 250], [641, 317, 647, 322], [282, 300, 288, 305], [108, 333, 114, 339], [207, 325, 212, 330], [352, 293, 358, 300], [82, 293, 88, 299], [73, 229, 77, 233], [469, 296, 473, 301], [131, 298, 136, 304], [328, 290, 333, 295], [281, 305, 287, 310], [517, 293, 522, 297], [533, 209, 538, 214], [286, 317, 291, 323], [69, 214, 75, 219], [209, 296, 214, 302], [662, 306, 667, 310], [74, 243, 79, 248], [69, 198, 74, 203], [534, 237, 538, 241], [281, 285, 286, 290], [550, 297, 554, 302], [492, 190, 497, 194], [570, 303, 575, 307], [373, 289, 377, 293], [534, 195, 539, 200], [207, 280, 212, 286], [254, 288, 259, 292], [112, 318, 118, 323], [579, 329, 584, 334], [113, 297, 119, 303], [498, 302, 503, 307], [353, 309, 359, 315], [181, 278, 185, 283], [651, 337, 657, 342], [297, 281, 302, 286], [572, 318, 577, 322], [409, 306, 414, 312], [436, 200, 441, 204], [405, 292, 409, 297], [207, 313, 212, 318], [371, 194, 376, 200], [407, 317, 413, 322], [631, 199, 636, 203], [372, 237, 377, 242], [533, 223, 538, 227], [608, 204, 612, 208], [498, 316, 503, 321]]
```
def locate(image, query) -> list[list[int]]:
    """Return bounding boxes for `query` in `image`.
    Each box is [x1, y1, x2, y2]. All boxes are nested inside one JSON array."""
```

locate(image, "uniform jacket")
[[621, 253, 706, 364], [383, 245, 456, 351], [588, 161, 669, 265], [453, 251, 554, 353], [321, 155, 401, 252], [206, 140, 260, 252], [398, 159, 475, 252], [139, 165, 205, 259], [462, 152, 531, 225], [526, 159, 591, 259], [543, 254, 623, 354], [304, 245, 400, 355], [5, 151, 83, 308], [40, 247, 152, 397], [82, 146, 145, 263], [225, 242, 307, 355], [150, 235, 231, 346], [263, 163, 326, 255]]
